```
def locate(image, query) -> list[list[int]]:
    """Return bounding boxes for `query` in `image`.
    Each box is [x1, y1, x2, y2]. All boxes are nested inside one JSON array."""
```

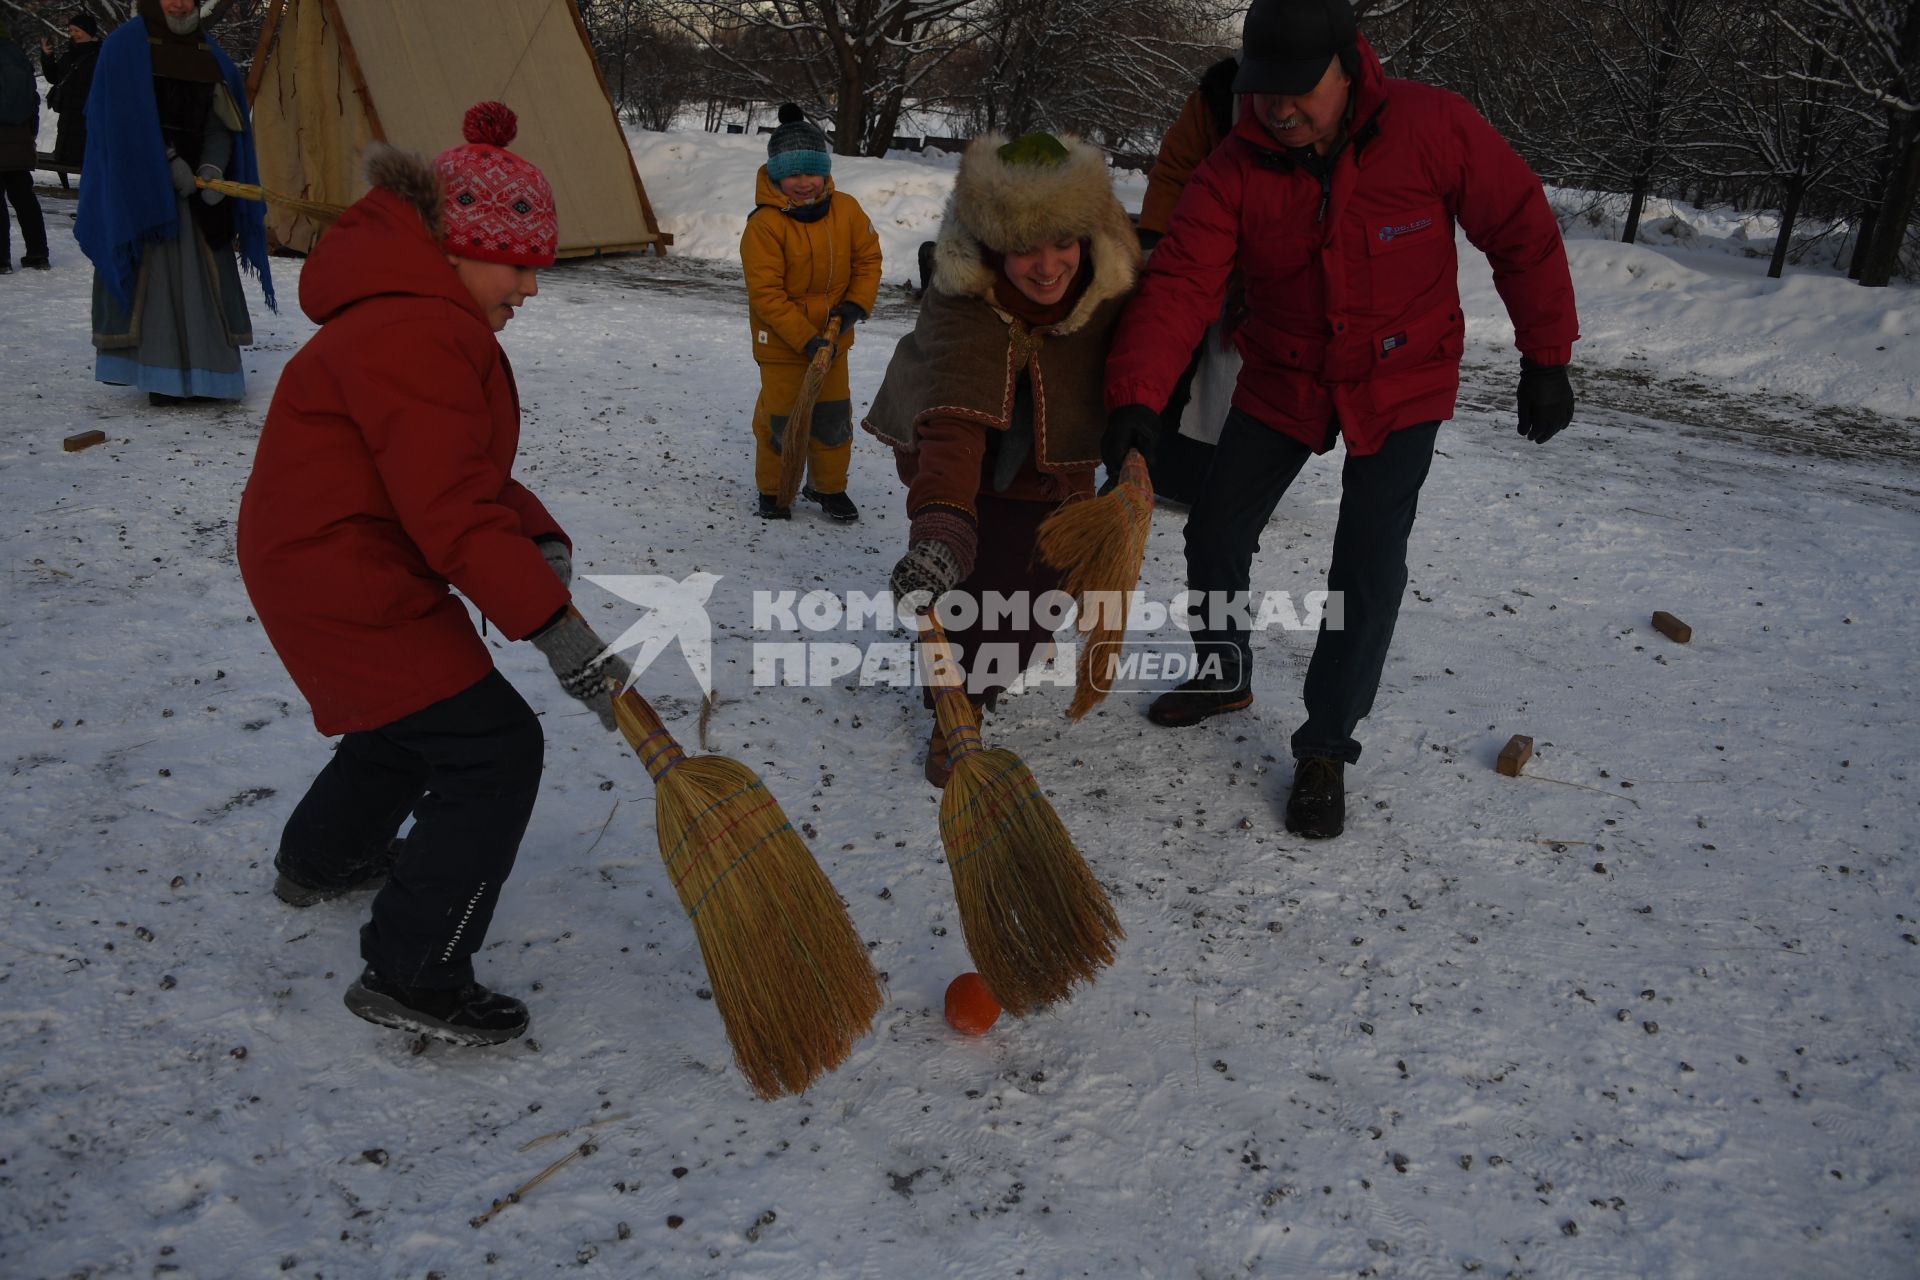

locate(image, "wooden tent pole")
[[245, 0, 286, 103], [562, 0, 672, 256], [320, 0, 387, 142]]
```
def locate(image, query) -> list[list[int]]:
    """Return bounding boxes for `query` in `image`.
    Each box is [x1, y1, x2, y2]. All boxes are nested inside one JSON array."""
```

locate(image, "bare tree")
[[662, 0, 980, 156], [1770, 0, 1920, 285], [1698, 0, 1867, 277], [943, 0, 1233, 152], [1354, 0, 1466, 82], [580, 0, 706, 130]]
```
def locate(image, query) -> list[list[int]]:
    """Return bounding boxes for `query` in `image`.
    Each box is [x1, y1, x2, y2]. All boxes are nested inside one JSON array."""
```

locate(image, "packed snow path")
[[1, 245, 1915, 1279]]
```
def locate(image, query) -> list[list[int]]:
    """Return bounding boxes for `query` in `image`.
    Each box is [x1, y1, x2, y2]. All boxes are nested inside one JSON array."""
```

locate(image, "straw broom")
[[610, 685, 881, 1098], [920, 616, 1122, 1015], [775, 315, 845, 509], [195, 175, 345, 224], [1035, 448, 1154, 720]]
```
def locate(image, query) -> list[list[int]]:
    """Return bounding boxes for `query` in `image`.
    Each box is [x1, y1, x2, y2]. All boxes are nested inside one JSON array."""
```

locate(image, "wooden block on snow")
[[63, 430, 107, 453], [1650, 610, 1692, 643], [1496, 734, 1534, 777]]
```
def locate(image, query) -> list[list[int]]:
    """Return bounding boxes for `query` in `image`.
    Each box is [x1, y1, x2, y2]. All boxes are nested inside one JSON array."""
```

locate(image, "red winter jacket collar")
[[238, 152, 569, 736], [1106, 36, 1578, 456]]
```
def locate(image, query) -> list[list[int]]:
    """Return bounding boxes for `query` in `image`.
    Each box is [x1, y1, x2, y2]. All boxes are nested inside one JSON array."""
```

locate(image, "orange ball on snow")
[[944, 972, 1002, 1035]]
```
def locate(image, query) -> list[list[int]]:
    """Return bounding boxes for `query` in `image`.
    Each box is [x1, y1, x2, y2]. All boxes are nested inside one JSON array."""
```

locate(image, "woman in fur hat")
[[863, 132, 1141, 785]]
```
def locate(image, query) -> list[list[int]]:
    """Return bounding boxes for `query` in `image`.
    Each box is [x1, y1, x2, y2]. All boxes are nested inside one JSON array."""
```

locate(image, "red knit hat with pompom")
[[433, 102, 558, 267]]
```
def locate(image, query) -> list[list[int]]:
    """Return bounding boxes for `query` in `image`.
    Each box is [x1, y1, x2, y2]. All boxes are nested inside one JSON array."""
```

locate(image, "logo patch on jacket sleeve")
[[1381, 332, 1409, 356], [1377, 216, 1435, 243], [757, 329, 769, 345]]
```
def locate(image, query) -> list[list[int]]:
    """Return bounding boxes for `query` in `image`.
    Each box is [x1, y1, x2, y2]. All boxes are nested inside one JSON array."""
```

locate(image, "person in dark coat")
[[237, 104, 633, 1047], [74, 0, 271, 404], [41, 11, 102, 168], [1103, 0, 1579, 839], [0, 16, 50, 272]]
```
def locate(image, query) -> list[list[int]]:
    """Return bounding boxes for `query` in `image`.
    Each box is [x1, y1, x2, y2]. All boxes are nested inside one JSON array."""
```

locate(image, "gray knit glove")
[[196, 163, 225, 205], [890, 539, 964, 613], [535, 536, 572, 590], [167, 152, 196, 197], [529, 612, 632, 732]]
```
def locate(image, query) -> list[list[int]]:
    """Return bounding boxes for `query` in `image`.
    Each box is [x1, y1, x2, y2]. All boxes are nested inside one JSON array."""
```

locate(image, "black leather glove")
[[529, 611, 633, 732], [1100, 404, 1160, 494], [803, 335, 838, 362], [1516, 358, 1574, 444], [829, 301, 866, 328], [890, 539, 964, 613]]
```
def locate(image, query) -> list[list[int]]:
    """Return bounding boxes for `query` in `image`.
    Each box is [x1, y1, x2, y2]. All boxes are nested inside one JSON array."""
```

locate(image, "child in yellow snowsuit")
[[741, 103, 883, 521]]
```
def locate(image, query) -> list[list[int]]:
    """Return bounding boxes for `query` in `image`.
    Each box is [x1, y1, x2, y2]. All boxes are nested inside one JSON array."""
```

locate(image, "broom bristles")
[[940, 746, 1123, 1014], [615, 690, 880, 1099], [1035, 450, 1154, 719], [923, 627, 1123, 1015]]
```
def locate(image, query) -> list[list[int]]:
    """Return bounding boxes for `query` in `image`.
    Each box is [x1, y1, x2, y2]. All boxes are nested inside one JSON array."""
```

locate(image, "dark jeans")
[[1, 170, 48, 261], [1184, 408, 1439, 764], [276, 670, 544, 989]]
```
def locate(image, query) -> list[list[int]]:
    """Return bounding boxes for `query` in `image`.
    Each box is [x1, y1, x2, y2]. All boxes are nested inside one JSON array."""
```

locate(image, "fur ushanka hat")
[[927, 131, 1139, 327]]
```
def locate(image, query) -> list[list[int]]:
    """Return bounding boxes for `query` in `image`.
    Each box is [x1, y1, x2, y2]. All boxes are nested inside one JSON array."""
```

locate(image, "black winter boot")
[[1284, 756, 1345, 839], [344, 967, 529, 1046], [1147, 667, 1252, 727], [802, 486, 859, 523], [757, 493, 791, 520], [273, 838, 405, 907]]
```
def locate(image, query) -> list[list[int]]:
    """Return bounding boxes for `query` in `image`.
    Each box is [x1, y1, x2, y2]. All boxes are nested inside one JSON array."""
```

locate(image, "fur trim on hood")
[[365, 143, 443, 241], [931, 133, 1140, 338]]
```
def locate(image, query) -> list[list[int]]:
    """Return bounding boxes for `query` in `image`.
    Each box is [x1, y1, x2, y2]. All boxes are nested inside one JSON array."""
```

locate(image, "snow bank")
[[631, 128, 1916, 419]]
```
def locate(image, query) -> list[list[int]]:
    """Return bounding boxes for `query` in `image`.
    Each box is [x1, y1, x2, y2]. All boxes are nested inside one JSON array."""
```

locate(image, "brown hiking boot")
[[1284, 757, 1345, 839], [1147, 671, 1252, 727]]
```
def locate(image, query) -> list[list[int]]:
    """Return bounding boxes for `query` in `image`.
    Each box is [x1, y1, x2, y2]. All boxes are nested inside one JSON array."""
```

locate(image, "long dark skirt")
[[92, 196, 252, 400], [923, 493, 1067, 711]]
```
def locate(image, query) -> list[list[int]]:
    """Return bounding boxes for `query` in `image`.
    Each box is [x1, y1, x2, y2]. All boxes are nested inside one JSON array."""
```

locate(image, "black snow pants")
[[1183, 409, 1439, 765], [275, 670, 544, 989]]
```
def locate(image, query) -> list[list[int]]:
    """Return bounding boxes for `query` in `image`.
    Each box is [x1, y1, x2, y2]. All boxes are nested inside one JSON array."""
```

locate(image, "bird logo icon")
[[581, 572, 722, 696]]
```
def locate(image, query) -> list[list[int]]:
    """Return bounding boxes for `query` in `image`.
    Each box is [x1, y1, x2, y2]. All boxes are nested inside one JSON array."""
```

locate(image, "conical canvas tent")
[[246, 0, 671, 257]]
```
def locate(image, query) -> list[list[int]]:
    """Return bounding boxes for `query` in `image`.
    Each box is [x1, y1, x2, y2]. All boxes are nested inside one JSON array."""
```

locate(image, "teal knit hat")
[[768, 103, 831, 181]]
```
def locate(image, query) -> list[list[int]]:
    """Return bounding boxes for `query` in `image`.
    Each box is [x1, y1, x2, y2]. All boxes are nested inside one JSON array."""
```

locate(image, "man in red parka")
[[1102, 0, 1578, 840], [237, 104, 631, 1046]]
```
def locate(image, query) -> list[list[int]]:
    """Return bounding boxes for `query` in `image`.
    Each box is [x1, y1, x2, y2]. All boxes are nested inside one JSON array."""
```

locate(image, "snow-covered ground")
[[2, 130, 1916, 1278]]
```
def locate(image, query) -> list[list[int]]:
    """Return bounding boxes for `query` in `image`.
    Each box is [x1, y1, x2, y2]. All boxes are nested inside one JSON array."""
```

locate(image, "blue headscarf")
[[73, 20, 274, 310]]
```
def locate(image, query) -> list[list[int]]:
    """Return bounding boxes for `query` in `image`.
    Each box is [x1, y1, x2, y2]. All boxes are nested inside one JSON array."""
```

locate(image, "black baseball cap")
[[1232, 0, 1357, 96]]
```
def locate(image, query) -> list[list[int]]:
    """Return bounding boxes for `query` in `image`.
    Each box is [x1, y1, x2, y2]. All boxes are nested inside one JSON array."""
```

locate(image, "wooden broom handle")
[[918, 615, 983, 760], [810, 315, 844, 370], [613, 687, 686, 782], [567, 606, 685, 780]]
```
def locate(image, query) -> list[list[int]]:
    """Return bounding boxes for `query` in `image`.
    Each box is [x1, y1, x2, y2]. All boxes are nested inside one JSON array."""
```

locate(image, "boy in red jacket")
[[237, 104, 630, 1046]]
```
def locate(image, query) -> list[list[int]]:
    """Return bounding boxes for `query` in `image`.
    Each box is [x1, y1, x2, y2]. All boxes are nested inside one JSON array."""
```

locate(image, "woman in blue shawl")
[[75, 0, 272, 406]]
